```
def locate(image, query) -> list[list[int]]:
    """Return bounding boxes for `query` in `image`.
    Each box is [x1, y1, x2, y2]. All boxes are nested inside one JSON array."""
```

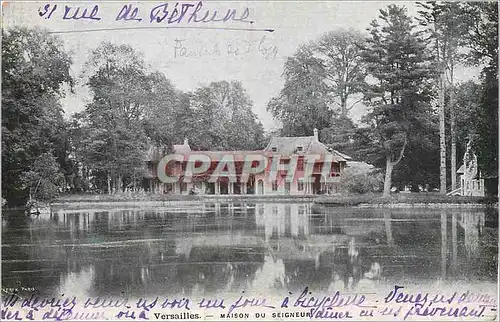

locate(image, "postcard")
[[1, 1, 498, 321]]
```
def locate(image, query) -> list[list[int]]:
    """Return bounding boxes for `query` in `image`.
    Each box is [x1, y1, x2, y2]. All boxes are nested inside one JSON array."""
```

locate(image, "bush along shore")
[[314, 193, 498, 208]]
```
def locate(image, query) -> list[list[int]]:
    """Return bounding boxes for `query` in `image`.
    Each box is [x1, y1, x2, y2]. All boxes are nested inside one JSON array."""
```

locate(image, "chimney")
[[313, 128, 319, 141], [184, 138, 189, 146]]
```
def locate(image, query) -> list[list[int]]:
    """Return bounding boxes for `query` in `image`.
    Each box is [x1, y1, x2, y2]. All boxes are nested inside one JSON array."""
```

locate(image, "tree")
[[189, 81, 265, 150], [320, 115, 358, 157], [452, 81, 481, 162], [315, 29, 367, 117], [2, 27, 73, 205], [269, 30, 368, 137], [76, 42, 150, 193], [143, 72, 182, 149], [417, 1, 470, 192], [268, 45, 332, 136], [360, 5, 437, 197], [460, 2, 498, 190], [20, 152, 64, 201]]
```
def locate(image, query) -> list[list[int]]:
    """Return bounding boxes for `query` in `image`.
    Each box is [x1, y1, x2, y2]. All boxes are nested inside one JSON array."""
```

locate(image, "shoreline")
[[45, 193, 499, 210], [4, 194, 497, 211]]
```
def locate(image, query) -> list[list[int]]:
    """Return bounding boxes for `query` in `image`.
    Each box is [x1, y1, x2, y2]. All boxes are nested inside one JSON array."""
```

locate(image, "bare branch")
[[346, 98, 363, 111]]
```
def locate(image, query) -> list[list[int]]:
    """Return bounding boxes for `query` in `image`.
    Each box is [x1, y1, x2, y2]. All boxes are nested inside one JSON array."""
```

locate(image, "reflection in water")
[[460, 212, 485, 257], [1, 202, 497, 299]]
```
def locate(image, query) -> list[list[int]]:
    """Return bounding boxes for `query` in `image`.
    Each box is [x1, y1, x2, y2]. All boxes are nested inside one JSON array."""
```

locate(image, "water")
[[2, 202, 498, 300]]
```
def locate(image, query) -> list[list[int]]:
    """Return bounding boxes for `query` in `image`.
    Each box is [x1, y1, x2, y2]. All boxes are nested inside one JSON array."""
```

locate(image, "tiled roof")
[[333, 150, 352, 161], [264, 136, 346, 162], [144, 136, 350, 163], [178, 151, 264, 161]]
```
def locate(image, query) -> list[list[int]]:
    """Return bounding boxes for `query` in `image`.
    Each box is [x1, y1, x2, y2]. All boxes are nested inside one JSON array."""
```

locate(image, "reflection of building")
[[144, 129, 350, 195]]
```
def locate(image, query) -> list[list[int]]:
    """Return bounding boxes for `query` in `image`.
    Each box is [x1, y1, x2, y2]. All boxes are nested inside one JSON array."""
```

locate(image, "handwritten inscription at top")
[[37, 2, 254, 25]]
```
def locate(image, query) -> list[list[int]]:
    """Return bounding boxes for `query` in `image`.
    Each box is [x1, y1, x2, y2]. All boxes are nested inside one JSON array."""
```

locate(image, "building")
[[144, 129, 351, 195], [456, 141, 485, 197]]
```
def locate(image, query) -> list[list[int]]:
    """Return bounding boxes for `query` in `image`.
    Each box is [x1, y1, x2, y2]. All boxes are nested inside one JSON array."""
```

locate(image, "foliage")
[[359, 5, 438, 196], [70, 43, 265, 193], [451, 81, 481, 160], [189, 81, 265, 150], [20, 152, 64, 201], [268, 45, 331, 136], [320, 115, 358, 157], [2, 27, 73, 206], [142, 72, 182, 148], [268, 29, 367, 137], [460, 2, 498, 179], [75, 42, 150, 193], [416, 2, 470, 64], [459, 2, 498, 68], [340, 166, 383, 194], [315, 29, 367, 116]]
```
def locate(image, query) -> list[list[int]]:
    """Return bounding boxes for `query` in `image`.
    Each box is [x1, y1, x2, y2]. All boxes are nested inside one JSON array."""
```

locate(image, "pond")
[[2, 202, 498, 302]]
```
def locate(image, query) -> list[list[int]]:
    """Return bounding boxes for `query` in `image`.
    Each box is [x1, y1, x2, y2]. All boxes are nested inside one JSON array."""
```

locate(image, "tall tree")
[[315, 29, 367, 117], [453, 81, 481, 157], [189, 81, 264, 150], [143, 71, 183, 149], [461, 2, 498, 191], [360, 5, 437, 197], [2, 27, 73, 205], [269, 30, 367, 137], [77, 42, 150, 193], [320, 116, 358, 157], [268, 45, 332, 136], [417, 1, 470, 192]]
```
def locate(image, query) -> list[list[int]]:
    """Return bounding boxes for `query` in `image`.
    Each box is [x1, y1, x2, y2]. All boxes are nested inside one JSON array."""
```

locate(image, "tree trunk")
[[118, 175, 123, 193], [341, 95, 347, 117], [382, 136, 408, 197], [439, 71, 447, 194], [107, 173, 111, 195], [450, 63, 457, 191], [383, 156, 394, 197]]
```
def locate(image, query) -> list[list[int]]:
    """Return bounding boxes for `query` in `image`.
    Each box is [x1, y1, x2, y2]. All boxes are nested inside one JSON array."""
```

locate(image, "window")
[[296, 146, 303, 152], [271, 147, 277, 152], [272, 181, 278, 191], [298, 181, 304, 191]]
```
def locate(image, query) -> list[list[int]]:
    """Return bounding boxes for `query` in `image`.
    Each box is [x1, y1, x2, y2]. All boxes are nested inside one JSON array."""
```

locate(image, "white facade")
[[457, 142, 485, 197]]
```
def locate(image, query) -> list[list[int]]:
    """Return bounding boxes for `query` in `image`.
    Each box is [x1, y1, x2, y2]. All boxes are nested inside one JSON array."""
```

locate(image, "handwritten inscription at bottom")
[[1, 286, 497, 321]]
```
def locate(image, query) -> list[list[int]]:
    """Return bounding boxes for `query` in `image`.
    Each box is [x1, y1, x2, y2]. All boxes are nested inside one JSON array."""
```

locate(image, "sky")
[[3, 1, 479, 131]]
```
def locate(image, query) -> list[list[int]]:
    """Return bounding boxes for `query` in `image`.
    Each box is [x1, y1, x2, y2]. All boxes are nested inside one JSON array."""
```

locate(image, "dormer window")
[[271, 147, 277, 152]]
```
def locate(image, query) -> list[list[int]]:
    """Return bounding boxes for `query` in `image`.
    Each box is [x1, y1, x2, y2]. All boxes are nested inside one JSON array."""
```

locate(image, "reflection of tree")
[[252, 255, 285, 291], [459, 212, 485, 258], [284, 258, 333, 292]]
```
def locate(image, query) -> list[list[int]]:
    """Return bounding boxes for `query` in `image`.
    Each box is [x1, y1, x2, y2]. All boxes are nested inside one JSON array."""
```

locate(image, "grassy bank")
[[52, 192, 498, 205], [53, 193, 317, 204], [315, 193, 498, 206]]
